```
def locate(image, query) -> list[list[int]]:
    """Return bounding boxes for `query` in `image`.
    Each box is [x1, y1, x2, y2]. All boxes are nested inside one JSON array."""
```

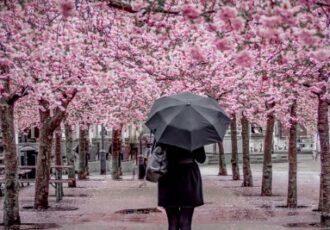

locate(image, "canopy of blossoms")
[[0, 0, 329, 131]]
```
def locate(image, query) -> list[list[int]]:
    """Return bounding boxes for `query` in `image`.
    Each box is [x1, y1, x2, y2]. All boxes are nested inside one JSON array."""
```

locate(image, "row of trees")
[[0, 0, 329, 227]]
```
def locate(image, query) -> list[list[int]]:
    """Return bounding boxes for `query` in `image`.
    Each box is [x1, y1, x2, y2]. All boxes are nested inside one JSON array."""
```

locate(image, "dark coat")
[[158, 145, 206, 208]]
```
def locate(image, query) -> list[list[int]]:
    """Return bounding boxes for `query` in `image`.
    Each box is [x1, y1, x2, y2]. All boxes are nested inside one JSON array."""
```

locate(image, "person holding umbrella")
[[157, 144, 205, 230], [145, 92, 230, 230]]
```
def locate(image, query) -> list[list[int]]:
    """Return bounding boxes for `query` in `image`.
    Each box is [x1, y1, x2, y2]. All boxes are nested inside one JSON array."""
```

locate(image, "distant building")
[[205, 121, 314, 155], [0, 119, 319, 169]]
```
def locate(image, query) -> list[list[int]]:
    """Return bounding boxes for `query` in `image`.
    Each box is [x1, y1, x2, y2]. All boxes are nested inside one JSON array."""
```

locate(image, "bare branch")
[[61, 88, 78, 108], [105, 0, 181, 15], [106, 0, 137, 13], [49, 88, 78, 131], [316, 2, 330, 7], [217, 89, 233, 100], [7, 86, 31, 105]]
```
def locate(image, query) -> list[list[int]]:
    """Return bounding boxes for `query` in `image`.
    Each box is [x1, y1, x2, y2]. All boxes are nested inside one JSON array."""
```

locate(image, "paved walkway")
[[0, 155, 324, 229]]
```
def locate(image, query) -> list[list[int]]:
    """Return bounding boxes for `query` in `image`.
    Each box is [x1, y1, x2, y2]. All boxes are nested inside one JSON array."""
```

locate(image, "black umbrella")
[[145, 92, 231, 151]]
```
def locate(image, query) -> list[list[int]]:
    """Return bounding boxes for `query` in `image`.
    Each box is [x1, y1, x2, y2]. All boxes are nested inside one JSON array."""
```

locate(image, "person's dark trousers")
[[165, 208, 179, 230], [165, 207, 194, 230], [138, 164, 146, 179]]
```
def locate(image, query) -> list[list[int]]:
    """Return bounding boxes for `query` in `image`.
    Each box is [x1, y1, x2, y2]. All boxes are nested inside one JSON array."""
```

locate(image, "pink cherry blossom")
[[311, 50, 330, 62], [257, 28, 278, 40], [190, 47, 204, 62], [275, 7, 297, 26], [299, 0, 318, 6], [218, 7, 238, 22], [131, 0, 146, 11], [260, 16, 282, 28], [0, 58, 13, 68], [299, 30, 316, 46], [277, 56, 289, 65], [230, 18, 245, 31], [206, 24, 217, 32], [214, 38, 233, 51], [234, 50, 255, 68], [60, 0, 75, 18], [182, 4, 200, 20]]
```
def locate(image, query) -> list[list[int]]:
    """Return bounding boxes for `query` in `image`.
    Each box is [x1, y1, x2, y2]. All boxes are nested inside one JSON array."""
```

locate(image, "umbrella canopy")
[[145, 92, 231, 151]]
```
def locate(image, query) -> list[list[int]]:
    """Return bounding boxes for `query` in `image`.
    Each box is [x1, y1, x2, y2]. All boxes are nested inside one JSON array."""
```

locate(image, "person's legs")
[[165, 207, 180, 230], [179, 207, 195, 230]]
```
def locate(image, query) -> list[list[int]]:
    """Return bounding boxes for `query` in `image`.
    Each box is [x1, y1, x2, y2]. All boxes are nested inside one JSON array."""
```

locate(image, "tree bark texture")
[[287, 100, 298, 208], [0, 93, 21, 225], [111, 128, 122, 180], [34, 111, 53, 209], [241, 114, 253, 187], [261, 109, 275, 196], [230, 114, 240, 180], [218, 142, 227, 176], [65, 124, 76, 187], [319, 181, 324, 212], [55, 127, 63, 201], [317, 93, 330, 226], [78, 126, 88, 180], [34, 101, 70, 209]]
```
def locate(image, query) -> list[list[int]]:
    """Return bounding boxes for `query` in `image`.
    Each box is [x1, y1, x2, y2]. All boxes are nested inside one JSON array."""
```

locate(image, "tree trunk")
[[319, 181, 324, 211], [55, 127, 62, 167], [317, 94, 330, 226], [241, 114, 253, 187], [65, 124, 76, 187], [34, 117, 53, 209], [261, 109, 275, 196], [218, 142, 227, 176], [34, 90, 76, 209], [78, 126, 88, 180], [0, 98, 20, 226], [230, 114, 240, 180], [287, 100, 298, 208], [55, 127, 63, 201], [100, 125, 107, 175], [111, 128, 122, 180], [34, 102, 69, 209]]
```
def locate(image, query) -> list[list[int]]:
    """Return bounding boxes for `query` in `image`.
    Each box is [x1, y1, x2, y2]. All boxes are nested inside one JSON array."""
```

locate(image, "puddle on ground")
[[22, 206, 78, 211], [0, 223, 60, 230], [49, 194, 88, 197], [84, 179, 106, 182], [243, 193, 283, 197], [276, 205, 309, 209], [286, 222, 321, 228], [115, 208, 162, 215]]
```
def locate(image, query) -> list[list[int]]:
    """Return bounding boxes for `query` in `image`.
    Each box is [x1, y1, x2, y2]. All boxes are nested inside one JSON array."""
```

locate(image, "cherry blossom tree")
[[0, 1, 37, 225], [0, 62, 24, 226], [1, 0, 330, 227], [1, 0, 100, 209], [124, 0, 329, 223]]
